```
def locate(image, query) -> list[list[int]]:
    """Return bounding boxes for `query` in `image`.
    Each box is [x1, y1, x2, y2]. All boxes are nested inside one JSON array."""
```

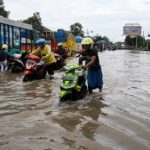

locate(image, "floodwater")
[[0, 50, 150, 150]]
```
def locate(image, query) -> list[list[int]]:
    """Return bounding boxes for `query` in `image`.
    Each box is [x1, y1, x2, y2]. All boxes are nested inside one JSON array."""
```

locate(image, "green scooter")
[[59, 64, 87, 101]]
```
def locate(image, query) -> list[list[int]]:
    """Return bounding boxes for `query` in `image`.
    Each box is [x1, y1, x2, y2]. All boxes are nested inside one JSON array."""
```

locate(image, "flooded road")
[[0, 50, 150, 150]]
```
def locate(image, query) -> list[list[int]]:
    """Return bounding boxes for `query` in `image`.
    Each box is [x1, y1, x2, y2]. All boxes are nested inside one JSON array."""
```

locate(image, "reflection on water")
[[0, 50, 150, 150], [52, 95, 107, 134]]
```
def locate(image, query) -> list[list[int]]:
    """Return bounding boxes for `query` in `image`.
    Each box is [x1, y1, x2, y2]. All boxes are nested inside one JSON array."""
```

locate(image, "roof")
[[42, 26, 53, 32], [0, 16, 32, 30]]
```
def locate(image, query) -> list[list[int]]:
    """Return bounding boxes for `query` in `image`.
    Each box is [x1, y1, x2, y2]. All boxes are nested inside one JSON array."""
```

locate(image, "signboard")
[[123, 26, 141, 36], [54, 31, 67, 43]]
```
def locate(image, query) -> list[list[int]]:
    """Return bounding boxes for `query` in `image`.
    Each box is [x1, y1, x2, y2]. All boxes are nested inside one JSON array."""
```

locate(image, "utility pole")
[[147, 33, 150, 50], [136, 36, 138, 48], [143, 31, 145, 46], [87, 29, 89, 36], [86, 29, 93, 36]]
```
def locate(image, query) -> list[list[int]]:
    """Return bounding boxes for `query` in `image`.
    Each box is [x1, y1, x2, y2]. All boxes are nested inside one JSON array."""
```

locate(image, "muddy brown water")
[[0, 50, 150, 150]]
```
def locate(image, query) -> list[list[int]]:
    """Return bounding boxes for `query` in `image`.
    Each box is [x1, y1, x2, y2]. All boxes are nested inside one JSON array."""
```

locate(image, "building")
[[41, 26, 54, 42], [0, 16, 33, 50]]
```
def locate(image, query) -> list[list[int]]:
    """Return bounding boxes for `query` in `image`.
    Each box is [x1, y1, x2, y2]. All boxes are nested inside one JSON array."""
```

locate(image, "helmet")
[[36, 38, 46, 46], [2, 44, 8, 50], [57, 43, 63, 47], [14, 43, 20, 48], [81, 37, 94, 45]]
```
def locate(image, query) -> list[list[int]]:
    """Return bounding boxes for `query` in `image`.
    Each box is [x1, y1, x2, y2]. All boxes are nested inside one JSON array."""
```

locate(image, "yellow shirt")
[[31, 45, 56, 65]]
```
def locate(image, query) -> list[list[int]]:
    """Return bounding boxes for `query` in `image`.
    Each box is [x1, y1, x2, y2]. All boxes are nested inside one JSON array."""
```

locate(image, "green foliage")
[[0, 0, 10, 17], [95, 35, 102, 41], [70, 22, 84, 37], [23, 12, 42, 34], [144, 40, 150, 50], [125, 35, 145, 48], [101, 36, 110, 43], [147, 41, 150, 50], [94, 35, 110, 43], [137, 36, 145, 47], [23, 12, 43, 41], [125, 36, 133, 46]]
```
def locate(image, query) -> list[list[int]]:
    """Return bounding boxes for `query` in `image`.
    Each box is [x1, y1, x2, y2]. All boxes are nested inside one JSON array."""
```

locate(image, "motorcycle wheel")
[[78, 85, 87, 99], [37, 70, 46, 80], [59, 88, 80, 102], [23, 75, 32, 82], [12, 66, 24, 73], [55, 60, 62, 70], [60, 94, 72, 102], [42, 70, 47, 79]]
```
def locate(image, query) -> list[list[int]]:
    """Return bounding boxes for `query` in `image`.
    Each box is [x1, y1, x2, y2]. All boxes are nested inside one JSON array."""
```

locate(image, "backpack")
[[0, 49, 6, 61]]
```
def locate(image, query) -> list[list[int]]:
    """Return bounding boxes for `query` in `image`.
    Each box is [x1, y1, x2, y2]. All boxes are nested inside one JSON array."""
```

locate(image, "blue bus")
[[0, 16, 33, 50]]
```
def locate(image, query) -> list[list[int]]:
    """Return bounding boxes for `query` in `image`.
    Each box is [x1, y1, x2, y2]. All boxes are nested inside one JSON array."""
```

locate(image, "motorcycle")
[[59, 64, 87, 102], [23, 55, 46, 82], [54, 53, 65, 70], [8, 51, 29, 73]]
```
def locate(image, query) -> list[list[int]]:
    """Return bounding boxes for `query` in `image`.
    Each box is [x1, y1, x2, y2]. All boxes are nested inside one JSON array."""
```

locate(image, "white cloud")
[[4, 0, 150, 42]]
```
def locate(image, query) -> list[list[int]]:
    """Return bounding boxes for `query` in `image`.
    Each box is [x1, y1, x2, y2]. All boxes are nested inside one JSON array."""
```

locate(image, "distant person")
[[0, 44, 8, 72], [5, 43, 22, 59], [56, 43, 67, 59], [31, 38, 56, 79], [10, 43, 22, 55], [79, 37, 103, 94], [5, 43, 29, 63]]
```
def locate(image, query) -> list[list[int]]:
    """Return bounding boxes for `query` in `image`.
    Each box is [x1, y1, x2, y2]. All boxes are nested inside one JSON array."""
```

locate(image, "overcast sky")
[[4, 0, 150, 42]]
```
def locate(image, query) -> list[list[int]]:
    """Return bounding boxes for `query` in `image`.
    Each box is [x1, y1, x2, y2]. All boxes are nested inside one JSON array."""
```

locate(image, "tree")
[[70, 22, 84, 37], [94, 35, 110, 44], [136, 36, 145, 47], [23, 12, 42, 35], [23, 12, 43, 41], [125, 35, 145, 48], [93, 35, 101, 44], [125, 36, 133, 47], [94, 35, 102, 41], [0, 0, 10, 17], [101, 36, 110, 43], [146, 40, 150, 50]]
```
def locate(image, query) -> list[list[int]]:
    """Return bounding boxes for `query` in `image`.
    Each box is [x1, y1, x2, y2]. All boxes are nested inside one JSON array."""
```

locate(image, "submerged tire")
[[60, 94, 72, 102], [41, 70, 47, 79], [12, 66, 24, 73], [78, 85, 87, 99], [23, 75, 32, 82], [60, 91, 78, 102], [36, 70, 46, 80]]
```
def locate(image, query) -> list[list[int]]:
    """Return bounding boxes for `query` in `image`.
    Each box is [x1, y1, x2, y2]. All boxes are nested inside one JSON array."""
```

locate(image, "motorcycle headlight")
[[61, 80, 77, 89], [68, 81, 76, 88], [60, 74, 78, 90]]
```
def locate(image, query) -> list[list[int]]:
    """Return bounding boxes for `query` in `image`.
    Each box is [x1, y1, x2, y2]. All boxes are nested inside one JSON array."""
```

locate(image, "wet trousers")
[[0, 60, 8, 72]]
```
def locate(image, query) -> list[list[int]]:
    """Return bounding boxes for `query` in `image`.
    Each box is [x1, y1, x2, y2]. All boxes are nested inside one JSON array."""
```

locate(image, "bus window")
[[1, 24, 4, 44], [14, 27, 20, 44]]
